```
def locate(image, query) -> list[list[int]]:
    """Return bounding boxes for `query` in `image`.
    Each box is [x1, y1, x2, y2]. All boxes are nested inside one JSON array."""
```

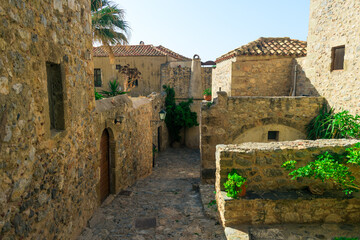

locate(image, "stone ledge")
[[218, 190, 360, 226], [216, 139, 360, 153]]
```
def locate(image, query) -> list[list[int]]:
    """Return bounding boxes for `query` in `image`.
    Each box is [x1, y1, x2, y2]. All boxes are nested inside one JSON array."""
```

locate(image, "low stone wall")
[[200, 92, 326, 183], [215, 139, 360, 226]]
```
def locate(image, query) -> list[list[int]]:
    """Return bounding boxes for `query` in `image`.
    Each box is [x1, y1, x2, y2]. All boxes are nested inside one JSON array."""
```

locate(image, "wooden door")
[[100, 129, 110, 203]]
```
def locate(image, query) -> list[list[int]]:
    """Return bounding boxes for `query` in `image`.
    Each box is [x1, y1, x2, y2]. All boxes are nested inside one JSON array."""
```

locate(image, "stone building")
[[201, 1, 360, 182], [200, 93, 325, 182], [212, 37, 307, 98], [295, 0, 360, 115], [93, 44, 191, 97], [0, 1, 158, 239], [94, 45, 213, 149]]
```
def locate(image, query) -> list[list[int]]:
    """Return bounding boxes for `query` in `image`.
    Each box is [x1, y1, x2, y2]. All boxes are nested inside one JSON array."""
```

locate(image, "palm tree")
[[91, 0, 130, 63]]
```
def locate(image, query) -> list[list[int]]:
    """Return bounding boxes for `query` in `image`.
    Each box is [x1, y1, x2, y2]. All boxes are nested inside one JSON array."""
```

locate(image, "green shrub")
[[282, 143, 360, 195], [101, 79, 127, 97], [163, 85, 198, 145], [95, 89, 103, 100], [307, 105, 360, 139], [223, 169, 247, 199], [203, 88, 211, 96]]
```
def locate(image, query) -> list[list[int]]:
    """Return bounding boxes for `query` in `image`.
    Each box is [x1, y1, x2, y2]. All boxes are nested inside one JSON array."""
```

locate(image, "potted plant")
[[203, 88, 212, 101], [224, 169, 247, 199]]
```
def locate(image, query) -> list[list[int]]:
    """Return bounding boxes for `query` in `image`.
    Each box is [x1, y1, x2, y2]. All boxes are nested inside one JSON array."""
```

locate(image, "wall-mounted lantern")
[[159, 109, 166, 121], [114, 114, 125, 124], [151, 109, 167, 123]]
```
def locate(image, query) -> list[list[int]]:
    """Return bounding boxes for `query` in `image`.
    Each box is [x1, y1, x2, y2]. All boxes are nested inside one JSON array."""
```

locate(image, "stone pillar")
[[189, 54, 202, 99], [185, 55, 202, 149]]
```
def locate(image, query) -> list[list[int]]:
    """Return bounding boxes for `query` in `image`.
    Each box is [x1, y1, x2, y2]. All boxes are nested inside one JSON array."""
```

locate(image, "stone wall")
[[212, 58, 233, 99], [94, 55, 168, 97], [0, 1, 96, 238], [160, 61, 212, 149], [148, 92, 169, 153], [212, 56, 297, 98], [231, 56, 294, 96], [215, 139, 360, 226], [296, 0, 360, 115], [293, 57, 319, 97], [200, 92, 326, 183], [0, 2, 155, 239], [93, 96, 153, 194], [201, 67, 213, 94], [160, 61, 192, 99]]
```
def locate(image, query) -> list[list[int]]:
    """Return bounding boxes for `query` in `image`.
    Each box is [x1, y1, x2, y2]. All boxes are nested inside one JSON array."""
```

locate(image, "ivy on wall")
[[163, 85, 198, 145]]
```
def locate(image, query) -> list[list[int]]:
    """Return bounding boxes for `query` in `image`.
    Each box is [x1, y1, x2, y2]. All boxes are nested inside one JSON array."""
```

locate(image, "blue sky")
[[114, 0, 310, 61]]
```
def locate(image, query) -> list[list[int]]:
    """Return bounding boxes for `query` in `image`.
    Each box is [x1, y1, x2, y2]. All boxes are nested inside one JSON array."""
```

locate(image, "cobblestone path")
[[78, 148, 226, 240]]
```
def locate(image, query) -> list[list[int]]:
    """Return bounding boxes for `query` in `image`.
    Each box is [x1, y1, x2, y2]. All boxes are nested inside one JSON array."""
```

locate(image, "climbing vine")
[[163, 85, 198, 145]]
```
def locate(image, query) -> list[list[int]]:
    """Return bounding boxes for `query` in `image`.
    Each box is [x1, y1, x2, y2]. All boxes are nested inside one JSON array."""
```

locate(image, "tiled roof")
[[93, 44, 164, 57], [156, 45, 191, 61], [93, 44, 190, 61], [216, 37, 307, 63]]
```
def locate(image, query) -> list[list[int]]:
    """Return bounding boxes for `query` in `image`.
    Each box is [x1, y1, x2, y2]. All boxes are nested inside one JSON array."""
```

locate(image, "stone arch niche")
[[232, 124, 306, 144], [99, 128, 116, 203]]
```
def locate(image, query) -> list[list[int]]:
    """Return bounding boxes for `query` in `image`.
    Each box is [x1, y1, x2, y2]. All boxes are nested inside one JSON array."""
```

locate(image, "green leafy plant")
[[207, 199, 216, 207], [95, 89, 104, 100], [152, 144, 158, 153], [223, 169, 247, 199], [163, 85, 199, 145], [307, 105, 360, 139], [203, 88, 211, 96], [92, 0, 130, 63], [282, 143, 360, 195], [101, 79, 127, 97]]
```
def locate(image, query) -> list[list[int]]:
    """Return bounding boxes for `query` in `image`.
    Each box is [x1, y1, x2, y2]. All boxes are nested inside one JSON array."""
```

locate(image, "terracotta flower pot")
[[204, 95, 212, 101], [238, 183, 247, 197]]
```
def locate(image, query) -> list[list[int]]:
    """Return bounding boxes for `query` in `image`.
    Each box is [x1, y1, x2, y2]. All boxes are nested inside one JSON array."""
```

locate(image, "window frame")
[[331, 45, 345, 71], [94, 68, 102, 87]]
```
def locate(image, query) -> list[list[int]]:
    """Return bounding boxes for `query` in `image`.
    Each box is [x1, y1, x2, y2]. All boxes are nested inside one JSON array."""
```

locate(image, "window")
[[268, 131, 279, 141], [331, 46, 345, 71], [116, 64, 121, 70], [128, 79, 138, 87], [94, 68, 102, 87], [46, 62, 65, 131]]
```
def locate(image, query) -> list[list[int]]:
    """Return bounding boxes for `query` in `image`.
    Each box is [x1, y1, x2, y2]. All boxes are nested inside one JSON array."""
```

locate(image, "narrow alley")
[[78, 148, 226, 240]]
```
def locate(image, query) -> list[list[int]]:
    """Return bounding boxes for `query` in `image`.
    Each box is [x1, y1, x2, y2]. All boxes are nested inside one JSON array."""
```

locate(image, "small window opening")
[[46, 62, 65, 132], [116, 64, 121, 70], [331, 45, 345, 71], [268, 131, 279, 141], [94, 68, 102, 87], [128, 79, 138, 87]]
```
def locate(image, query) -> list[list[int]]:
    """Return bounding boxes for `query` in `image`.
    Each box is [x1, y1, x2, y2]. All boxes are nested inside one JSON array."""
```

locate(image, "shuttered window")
[[94, 68, 102, 87], [46, 62, 65, 132], [331, 46, 345, 71]]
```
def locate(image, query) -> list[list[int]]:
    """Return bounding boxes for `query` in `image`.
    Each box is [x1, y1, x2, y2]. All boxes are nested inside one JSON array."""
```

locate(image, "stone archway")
[[232, 124, 306, 144]]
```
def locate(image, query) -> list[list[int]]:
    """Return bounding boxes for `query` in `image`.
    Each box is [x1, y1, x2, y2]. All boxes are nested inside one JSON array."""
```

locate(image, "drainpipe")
[[292, 64, 297, 96]]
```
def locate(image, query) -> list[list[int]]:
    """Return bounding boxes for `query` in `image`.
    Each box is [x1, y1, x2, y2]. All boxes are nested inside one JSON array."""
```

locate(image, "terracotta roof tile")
[[216, 37, 307, 63], [93, 44, 190, 61], [156, 45, 191, 61]]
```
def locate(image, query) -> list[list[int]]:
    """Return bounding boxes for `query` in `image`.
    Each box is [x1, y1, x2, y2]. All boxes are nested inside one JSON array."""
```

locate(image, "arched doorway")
[[100, 129, 110, 203]]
